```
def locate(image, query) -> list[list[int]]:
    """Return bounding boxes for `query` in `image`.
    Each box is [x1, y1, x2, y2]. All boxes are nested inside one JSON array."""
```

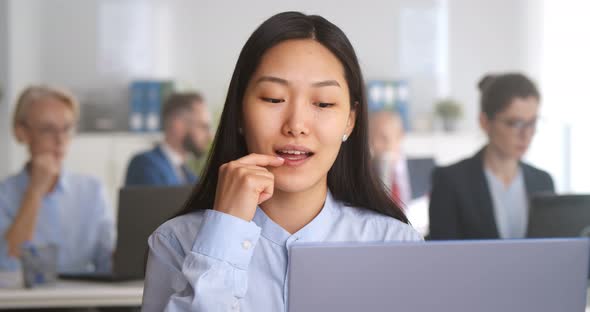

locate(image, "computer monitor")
[[288, 239, 588, 312], [527, 194, 590, 238], [60, 185, 193, 281], [112, 185, 193, 280]]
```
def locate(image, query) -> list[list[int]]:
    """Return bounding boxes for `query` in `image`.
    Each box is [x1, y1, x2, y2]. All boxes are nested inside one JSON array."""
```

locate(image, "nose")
[[281, 98, 310, 137]]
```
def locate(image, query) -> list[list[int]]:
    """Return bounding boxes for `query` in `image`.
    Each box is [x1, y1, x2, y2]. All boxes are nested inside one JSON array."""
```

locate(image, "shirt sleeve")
[[0, 186, 20, 271], [92, 181, 116, 273], [142, 209, 261, 312]]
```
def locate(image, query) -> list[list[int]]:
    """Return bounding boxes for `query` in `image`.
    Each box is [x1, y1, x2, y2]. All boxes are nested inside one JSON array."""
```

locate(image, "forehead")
[[497, 96, 539, 118], [26, 97, 73, 124], [253, 39, 346, 85]]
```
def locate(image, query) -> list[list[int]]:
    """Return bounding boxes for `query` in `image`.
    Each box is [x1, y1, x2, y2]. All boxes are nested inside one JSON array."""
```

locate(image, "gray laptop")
[[288, 239, 589, 312], [60, 185, 193, 281], [527, 194, 590, 238]]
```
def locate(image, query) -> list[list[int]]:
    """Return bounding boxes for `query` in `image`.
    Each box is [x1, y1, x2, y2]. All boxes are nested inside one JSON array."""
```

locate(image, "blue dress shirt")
[[142, 191, 423, 312], [0, 168, 116, 273]]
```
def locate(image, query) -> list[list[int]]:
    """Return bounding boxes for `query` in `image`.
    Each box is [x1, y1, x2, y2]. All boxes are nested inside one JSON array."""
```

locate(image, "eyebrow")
[[256, 76, 341, 88]]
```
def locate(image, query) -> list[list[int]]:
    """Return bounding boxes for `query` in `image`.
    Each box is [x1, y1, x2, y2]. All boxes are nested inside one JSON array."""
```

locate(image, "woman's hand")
[[213, 154, 284, 221]]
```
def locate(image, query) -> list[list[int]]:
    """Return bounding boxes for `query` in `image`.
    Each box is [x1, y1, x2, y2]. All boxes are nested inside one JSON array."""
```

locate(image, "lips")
[[274, 145, 314, 166]]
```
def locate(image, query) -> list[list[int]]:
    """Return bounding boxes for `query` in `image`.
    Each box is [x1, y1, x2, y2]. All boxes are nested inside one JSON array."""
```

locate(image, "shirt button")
[[242, 240, 252, 250]]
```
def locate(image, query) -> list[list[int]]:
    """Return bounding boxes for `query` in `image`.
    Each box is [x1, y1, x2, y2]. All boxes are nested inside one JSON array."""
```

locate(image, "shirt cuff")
[[192, 209, 261, 270]]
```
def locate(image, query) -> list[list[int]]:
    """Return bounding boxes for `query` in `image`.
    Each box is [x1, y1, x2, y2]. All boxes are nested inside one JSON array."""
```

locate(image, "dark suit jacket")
[[124, 145, 198, 186], [407, 157, 436, 199], [428, 147, 555, 240]]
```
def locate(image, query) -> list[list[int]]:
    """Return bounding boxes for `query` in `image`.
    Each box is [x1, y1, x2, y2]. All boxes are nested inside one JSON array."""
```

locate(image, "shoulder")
[[431, 155, 481, 190], [63, 172, 104, 190], [0, 173, 24, 209], [130, 148, 159, 163], [521, 162, 552, 180], [0, 173, 21, 194], [435, 156, 475, 177], [150, 210, 207, 254], [521, 161, 554, 190], [333, 203, 423, 242]]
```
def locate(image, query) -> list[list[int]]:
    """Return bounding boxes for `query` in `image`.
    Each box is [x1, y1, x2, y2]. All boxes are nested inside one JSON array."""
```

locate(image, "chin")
[[273, 173, 322, 194]]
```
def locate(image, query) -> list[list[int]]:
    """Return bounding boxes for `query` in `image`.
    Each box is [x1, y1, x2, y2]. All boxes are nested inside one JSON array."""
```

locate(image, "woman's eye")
[[316, 102, 335, 108], [261, 97, 284, 104]]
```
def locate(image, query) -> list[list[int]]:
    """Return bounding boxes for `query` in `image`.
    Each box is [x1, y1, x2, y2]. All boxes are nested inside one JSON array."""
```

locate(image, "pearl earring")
[[238, 127, 243, 135], [342, 134, 349, 142]]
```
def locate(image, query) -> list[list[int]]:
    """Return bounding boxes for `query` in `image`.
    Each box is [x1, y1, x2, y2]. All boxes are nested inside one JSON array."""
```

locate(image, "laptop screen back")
[[112, 185, 193, 279], [287, 239, 588, 312]]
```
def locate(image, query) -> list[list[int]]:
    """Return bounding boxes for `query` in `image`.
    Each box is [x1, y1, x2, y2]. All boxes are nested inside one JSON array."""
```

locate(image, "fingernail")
[[277, 157, 284, 161]]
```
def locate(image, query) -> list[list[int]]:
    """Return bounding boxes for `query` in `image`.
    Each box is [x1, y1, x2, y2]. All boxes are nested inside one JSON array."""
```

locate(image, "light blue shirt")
[[142, 191, 423, 312], [484, 167, 528, 239], [0, 168, 116, 273]]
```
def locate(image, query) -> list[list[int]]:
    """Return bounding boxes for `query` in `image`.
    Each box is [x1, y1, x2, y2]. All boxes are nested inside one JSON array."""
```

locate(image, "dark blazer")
[[407, 157, 436, 199], [125, 145, 198, 186], [428, 147, 554, 240]]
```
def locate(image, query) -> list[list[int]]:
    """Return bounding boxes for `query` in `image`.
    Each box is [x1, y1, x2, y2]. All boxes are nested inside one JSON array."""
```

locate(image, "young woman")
[[141, 11, 422, 312], [429, 73, 555, 240]]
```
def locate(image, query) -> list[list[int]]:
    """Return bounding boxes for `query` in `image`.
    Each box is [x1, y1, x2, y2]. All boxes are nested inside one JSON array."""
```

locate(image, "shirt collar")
[[160, 142, 185, 168], [16, 165, 69, 194], [393, 152, 408, 174], [252, 190, 338, 246]]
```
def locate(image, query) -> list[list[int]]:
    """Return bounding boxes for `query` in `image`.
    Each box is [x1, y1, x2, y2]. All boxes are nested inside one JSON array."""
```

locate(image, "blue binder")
[[129, 81, 148, 132]]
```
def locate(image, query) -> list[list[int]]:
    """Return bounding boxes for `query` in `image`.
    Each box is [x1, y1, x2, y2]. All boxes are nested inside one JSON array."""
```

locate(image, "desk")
[[0, 280, 143, 309], [1, 280, 588, 310]]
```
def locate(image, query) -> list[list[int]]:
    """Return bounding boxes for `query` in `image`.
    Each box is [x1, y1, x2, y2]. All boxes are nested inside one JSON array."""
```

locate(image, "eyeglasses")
[[495, 117, 538, 133], [21, 122, 76, 140]]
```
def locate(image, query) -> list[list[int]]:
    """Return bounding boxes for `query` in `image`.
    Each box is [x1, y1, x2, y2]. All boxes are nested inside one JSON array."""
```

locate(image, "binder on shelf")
[[394, 80, 410, 131], [129, 81, 147, 132], [366, 79, 411, 131], [129, 80, 175, 132]]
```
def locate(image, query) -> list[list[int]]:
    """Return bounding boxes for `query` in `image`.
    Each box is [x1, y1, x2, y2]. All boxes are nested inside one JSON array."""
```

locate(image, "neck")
[[483, 145, 519, 186], [260, 179, 328, 234], [163, 136, 187, 161]]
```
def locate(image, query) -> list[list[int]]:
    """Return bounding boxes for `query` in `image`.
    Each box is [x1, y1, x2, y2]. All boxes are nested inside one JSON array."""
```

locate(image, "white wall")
[[168, 0, 445, 118], [531, 0, 590, 193], [0, 0, 541, 179], [0, 0, 43, 176], [0, 0, 10, 177], [447, 0, 541, 131], [31, 0, 445, 119]]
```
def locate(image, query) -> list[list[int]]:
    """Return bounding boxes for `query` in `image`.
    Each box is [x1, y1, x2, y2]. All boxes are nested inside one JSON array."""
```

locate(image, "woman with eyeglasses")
[[0, 86, 115, 280], [429, 73, 555, 240]]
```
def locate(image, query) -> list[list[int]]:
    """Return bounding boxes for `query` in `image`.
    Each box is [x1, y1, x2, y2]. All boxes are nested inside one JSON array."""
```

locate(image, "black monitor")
[[527, 194, 590, 238]]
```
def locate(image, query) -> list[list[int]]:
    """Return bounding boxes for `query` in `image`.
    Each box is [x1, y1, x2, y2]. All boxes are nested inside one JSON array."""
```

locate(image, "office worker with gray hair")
[[0, 86, 115, 276]]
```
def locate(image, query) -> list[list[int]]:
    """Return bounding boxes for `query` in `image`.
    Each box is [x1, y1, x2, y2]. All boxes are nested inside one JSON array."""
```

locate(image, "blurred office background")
[[1, 0, 589, 213]]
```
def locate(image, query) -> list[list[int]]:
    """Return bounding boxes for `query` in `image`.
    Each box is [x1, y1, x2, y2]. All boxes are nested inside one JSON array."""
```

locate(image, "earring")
[[342, 134, 348, 142], [238, 127, 243, 135]]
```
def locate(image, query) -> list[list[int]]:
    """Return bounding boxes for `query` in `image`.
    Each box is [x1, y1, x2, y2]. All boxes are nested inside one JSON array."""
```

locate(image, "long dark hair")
[[178, 11, 408, 223], [478, 73, 540, 119]]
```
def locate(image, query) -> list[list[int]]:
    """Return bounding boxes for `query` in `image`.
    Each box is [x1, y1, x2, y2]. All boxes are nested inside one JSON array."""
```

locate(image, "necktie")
[[391, 178, 401, 202], [180, 165, 192, 184]]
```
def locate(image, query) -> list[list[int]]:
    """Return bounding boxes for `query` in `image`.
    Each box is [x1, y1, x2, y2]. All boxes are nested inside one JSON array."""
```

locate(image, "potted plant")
[[434, 98, 462, 132]]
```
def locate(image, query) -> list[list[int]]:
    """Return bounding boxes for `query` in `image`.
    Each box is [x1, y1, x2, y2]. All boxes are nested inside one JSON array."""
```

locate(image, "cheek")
[[243, 109, 282, 152], [315, 119, 345, 150], [29, 139, 49, 155]]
